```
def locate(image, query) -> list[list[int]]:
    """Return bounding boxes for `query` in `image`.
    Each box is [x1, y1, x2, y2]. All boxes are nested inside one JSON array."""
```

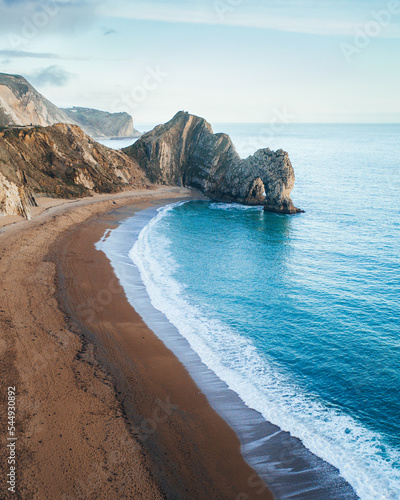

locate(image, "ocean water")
[[98, 124, 400, 499], [95, 122, 159, 150], [96, 137, 138, 149]]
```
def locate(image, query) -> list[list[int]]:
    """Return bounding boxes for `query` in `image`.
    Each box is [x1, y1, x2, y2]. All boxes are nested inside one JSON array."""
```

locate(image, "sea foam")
[[127, 202, 400, 500]]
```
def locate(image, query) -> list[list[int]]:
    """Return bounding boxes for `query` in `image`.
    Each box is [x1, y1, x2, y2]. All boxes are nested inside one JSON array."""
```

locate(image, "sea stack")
[[124, 111, 303, 214]]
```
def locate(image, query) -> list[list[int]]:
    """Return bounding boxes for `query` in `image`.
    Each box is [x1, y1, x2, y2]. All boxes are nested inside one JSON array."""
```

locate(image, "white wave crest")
[[129, 203, 400, 500]]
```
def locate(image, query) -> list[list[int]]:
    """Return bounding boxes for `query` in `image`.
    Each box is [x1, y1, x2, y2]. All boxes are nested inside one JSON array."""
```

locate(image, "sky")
[[0, 0, 399, 123]]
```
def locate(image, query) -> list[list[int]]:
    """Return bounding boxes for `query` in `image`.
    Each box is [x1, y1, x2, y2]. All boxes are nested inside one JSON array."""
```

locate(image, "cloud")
[[0, 49, 62, 59], [25, 65, 74, 87], [100, 0, 400, 38], [0, 0, 101, 42], [0, 49, 93, 62]]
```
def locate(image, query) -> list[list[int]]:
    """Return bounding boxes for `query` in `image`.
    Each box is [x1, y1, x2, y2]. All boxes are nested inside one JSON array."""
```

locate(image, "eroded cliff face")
[[0, 123, 150, 217], [0, 73, 140, 140], [124, 111, 302, 214], [62, 107, 141, 139], [0, 172, 36, 219], [0, 73, 73, 128]]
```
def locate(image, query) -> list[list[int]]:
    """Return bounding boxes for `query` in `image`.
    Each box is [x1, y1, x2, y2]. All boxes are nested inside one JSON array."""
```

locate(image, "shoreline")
[[94, 201, 359, 500], [0, 188, 273, 499], [55, 198, 274, 499]]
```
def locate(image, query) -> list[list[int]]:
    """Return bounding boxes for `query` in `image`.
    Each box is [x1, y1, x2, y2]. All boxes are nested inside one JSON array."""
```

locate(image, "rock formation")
[[0, 73, 72, 128], [124, 111, 302, 214], [0, 171, 36, 219], [0, 123, 149, 218], [0, 96, 302, 218], [0, 73, 140, 139], [62, 107, 141, 139]]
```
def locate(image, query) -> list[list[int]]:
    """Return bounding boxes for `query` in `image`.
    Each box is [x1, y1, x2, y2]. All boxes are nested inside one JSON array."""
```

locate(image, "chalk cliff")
[[124, 111, 302, 214], [0, 73, 72, 128], [0, 124, 149, 218], [62, 107, 141, 139], [0, 73, 140, 139]]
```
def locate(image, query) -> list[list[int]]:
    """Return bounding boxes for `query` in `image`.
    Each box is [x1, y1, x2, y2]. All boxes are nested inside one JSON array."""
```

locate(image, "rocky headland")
[[61, 107, 141, 139], [0, 74, 302, 219], [124, 111, 302, 214], [0, 73, 72, 129], [0, 123, 149, 218], [0, 73, 140, 140]]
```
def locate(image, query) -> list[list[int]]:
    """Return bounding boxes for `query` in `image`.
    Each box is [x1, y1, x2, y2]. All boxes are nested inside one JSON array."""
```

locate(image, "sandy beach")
[[0, 187, 272, 499]]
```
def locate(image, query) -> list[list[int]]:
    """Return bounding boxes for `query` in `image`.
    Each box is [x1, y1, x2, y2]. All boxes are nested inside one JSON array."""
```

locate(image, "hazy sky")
[[0, 0, 399, 123]]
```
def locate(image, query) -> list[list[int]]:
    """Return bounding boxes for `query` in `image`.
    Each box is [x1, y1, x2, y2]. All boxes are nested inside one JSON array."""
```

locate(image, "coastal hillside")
[[62, 107, 141, 139], [0, 73, 140, 139], [124, 111, 302, 214], [0, 123, 149, 218], [0, 73, 72, 128], [0, 102, 301, 219]]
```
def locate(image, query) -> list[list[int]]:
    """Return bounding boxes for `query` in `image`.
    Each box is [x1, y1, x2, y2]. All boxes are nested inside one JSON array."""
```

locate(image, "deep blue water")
[[104, 124, 400, 499]]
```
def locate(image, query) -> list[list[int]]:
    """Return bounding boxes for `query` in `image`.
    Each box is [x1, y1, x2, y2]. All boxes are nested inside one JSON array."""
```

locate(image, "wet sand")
[[0, 187, 272, 499]]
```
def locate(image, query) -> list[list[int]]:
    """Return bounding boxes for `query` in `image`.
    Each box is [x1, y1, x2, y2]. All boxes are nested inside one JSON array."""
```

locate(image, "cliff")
[[0, 123, 149, 218], [0, 73, 140, 140], [0, 105, 301, 218], [62, 107, 141, 139], [0, 73, 72, 128], [124, 111, 302, 214]]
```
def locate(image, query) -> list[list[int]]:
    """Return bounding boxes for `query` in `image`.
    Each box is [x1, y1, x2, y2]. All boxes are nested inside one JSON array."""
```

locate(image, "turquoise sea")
[[98, 124, 400, 499]]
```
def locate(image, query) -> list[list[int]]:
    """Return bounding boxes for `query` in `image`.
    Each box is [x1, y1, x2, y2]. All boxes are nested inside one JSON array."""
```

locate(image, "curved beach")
[[0, 188, 273, 499], [93, 199, 360, 500]]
